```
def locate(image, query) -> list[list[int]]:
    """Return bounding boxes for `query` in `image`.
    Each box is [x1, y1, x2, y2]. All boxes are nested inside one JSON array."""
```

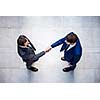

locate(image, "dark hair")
[[17, 35, 27, 46], [66, 32, 78, 44]]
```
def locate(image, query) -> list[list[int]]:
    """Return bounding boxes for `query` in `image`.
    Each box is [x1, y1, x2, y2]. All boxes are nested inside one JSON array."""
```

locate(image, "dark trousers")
[[69, 64, 76, 70], [26, 51, 45, 69]]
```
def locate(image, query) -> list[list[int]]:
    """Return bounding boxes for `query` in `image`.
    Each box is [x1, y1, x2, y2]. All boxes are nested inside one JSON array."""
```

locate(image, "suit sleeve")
[[51, 37, 66, 48]]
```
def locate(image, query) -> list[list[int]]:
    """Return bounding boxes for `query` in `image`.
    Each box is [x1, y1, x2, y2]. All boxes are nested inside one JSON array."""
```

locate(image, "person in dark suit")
[[17, 35, 49, 72], [47, 32, 82, 72]]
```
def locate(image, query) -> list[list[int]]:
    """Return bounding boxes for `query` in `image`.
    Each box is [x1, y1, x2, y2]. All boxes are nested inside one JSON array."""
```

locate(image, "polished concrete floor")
[[0, 16, 100, 83]]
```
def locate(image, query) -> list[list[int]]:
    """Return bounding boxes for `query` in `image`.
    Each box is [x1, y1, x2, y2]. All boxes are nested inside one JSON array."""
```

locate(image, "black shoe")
[[61, 57, 66, 61], [63, 64, 76, 72], [28, 67, 38, 72], [63, 67, 74, 72]]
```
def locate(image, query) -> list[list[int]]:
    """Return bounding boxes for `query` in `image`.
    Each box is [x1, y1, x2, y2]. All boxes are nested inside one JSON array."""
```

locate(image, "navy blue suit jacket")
[[51, 33, 82, 65]]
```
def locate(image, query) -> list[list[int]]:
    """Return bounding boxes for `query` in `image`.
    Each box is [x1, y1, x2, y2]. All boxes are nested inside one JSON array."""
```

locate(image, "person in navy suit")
[[47, 32, 82, 72], [17, 35, 49, 72]]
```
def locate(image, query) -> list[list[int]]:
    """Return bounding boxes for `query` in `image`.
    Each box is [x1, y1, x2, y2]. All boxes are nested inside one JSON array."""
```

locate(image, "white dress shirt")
[[67, 43, 76, 51]]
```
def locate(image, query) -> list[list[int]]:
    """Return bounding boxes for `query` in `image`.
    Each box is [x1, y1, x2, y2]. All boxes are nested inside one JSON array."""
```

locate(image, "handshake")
[[44, 46, 52, 53]]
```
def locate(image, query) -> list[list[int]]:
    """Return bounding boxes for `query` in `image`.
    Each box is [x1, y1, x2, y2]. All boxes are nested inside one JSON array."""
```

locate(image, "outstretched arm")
[[44, 37, 66, 53], [51, 37, 66, 48]]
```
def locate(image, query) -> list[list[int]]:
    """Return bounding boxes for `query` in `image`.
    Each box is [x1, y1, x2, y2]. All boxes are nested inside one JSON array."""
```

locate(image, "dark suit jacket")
[[17, 35, 36, 65], [17, 35, 45, 66], [51, 33, 82, 65], [18, 45, 35, 61]]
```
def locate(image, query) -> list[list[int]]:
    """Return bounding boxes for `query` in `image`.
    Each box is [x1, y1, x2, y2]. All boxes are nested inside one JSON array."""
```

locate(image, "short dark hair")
[[17, 35, 27, 46], [66, 32, 78, 44]]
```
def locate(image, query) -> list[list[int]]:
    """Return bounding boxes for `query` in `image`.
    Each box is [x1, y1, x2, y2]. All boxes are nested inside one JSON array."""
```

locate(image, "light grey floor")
[[0, 16, 100, 83]]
